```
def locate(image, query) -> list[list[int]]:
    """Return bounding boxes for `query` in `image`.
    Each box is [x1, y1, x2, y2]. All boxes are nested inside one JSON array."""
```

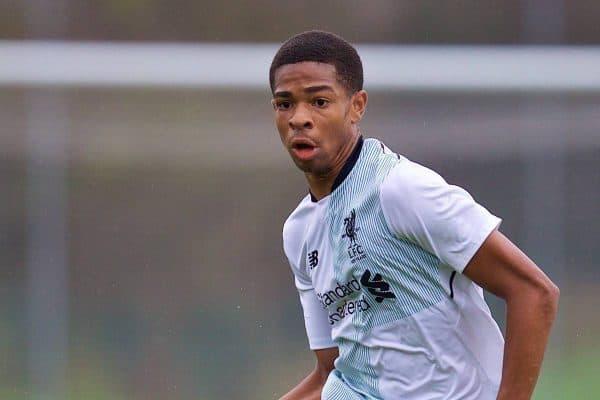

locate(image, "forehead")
[[273, 62, 342, 94]]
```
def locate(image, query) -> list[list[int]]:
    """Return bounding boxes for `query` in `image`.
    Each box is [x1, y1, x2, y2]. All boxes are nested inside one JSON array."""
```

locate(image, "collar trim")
[[309, 135, 364, 202]]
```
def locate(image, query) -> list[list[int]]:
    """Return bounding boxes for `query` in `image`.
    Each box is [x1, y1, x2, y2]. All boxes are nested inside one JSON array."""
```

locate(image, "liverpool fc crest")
[[342, 209, 366, 263]]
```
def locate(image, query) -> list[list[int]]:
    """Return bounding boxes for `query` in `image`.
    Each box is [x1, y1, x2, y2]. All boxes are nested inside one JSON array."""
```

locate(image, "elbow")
[[549, 280, 560, 310], [545, 277, 560, 307], [537, 279, 560, 320], [508, 276, 560, 319]]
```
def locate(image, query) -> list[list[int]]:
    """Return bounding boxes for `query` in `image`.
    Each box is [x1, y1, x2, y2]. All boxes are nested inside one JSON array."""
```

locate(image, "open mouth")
[[293, 143, 315, 151], [291, 142, 317, 160]]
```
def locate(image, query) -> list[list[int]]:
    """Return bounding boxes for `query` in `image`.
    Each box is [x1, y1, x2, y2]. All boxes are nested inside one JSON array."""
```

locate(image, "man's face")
[[272, 62, 364, 176]]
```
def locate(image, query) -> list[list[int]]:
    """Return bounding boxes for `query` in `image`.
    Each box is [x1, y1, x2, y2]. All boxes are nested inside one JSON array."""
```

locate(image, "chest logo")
[[342, 209, 360, 244], [342, 209, 366, 263], [360, 270, 397, 303], [308, 250, 319, 270]]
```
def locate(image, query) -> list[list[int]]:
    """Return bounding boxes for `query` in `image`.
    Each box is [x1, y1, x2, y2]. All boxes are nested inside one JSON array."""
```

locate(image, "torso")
[[284, 138, 504, 399]]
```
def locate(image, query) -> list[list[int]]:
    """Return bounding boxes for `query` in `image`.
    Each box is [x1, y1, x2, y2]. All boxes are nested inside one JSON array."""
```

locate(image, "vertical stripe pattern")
[[324, 139, 447, 399]]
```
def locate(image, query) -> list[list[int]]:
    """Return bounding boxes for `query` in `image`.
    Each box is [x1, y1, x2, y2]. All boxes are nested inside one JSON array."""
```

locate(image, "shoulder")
[[380, 156, 447, 208], [282, 194, 313, 257], [378, 156, 502, 271], [283, 194, 316, 285]]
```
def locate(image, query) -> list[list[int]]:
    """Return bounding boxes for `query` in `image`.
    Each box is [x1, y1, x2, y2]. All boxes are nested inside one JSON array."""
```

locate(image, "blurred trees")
[[1, 0, 599, 43]]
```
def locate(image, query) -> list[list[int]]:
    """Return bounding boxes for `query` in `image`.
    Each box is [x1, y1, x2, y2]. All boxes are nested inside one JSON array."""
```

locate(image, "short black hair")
[[269, 30, 363, 95]]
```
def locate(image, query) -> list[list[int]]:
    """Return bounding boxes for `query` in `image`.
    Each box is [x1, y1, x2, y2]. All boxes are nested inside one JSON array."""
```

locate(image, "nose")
[[288, 103, 313, 131]]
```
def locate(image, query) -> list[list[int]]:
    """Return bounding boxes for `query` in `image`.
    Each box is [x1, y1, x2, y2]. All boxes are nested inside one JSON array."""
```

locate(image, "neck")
[[306, 134, 360, 201]]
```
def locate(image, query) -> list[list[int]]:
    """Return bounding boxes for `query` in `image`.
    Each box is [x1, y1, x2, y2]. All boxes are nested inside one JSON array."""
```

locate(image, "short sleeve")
[[283, 211, 335, 350], [287, 262, 335, 349], [380, 159, 501, 273], [297, 286, 336, 349]]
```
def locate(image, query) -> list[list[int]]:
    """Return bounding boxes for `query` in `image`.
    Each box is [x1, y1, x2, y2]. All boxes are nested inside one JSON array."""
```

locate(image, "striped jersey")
[[283, 137, 504, 399]]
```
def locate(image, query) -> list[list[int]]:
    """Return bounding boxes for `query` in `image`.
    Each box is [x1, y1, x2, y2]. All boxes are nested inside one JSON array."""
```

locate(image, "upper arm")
[[462, 230, 559, 301]]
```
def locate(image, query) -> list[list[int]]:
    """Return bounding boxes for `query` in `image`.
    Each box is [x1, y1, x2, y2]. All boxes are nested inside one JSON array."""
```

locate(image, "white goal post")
[[1, 40, 599, 92]]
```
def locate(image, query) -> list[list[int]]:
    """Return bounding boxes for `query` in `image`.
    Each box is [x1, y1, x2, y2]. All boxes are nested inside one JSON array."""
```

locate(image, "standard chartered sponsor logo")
[[316, 271, 396, 325], [316, 278, 361, 307], [316, 278, 372, 325], [327, 297, 371, 325]]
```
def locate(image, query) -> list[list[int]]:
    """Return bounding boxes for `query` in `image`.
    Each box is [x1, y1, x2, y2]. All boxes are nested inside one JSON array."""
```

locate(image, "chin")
[[292, 159, 313, 173], [295, 160, 331, 177]]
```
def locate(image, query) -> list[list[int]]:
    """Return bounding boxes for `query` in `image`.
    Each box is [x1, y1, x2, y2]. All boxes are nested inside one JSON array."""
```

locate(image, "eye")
[[313, 98, 329, 108], [275, 100, 292, 110]]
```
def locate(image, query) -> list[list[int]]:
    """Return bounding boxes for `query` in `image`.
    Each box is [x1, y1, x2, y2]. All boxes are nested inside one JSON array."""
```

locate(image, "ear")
[[350, 90, 368, 124]]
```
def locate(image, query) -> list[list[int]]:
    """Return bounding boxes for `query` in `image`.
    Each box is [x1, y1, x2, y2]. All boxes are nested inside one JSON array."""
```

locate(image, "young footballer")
[[271, 31, 559, 400]]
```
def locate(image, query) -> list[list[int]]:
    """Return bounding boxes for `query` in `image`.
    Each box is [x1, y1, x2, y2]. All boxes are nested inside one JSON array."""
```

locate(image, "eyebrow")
[[274, 85, 335, 98]]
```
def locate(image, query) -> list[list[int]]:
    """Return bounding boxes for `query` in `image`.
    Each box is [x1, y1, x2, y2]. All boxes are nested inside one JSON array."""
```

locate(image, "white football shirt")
[[283, 137, 504, 399]]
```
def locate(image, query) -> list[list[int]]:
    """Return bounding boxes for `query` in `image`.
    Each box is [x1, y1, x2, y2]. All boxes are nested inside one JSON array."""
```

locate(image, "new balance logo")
[[308, 250, 319, 270], [360, 269, 396, 303]]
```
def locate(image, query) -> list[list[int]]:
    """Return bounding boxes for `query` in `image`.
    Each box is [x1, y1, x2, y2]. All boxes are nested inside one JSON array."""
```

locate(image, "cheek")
[[274, 115, 287, 136], [321, 112, 347, 137]]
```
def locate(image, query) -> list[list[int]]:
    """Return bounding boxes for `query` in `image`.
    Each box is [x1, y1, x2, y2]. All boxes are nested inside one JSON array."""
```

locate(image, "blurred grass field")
[[534, 345, 600, 399], [0, 345, 598, 399]]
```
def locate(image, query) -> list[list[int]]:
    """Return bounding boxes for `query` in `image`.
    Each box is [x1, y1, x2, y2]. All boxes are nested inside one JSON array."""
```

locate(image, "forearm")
[[496, 284, 559, 400], [279, 368, 327, 400]]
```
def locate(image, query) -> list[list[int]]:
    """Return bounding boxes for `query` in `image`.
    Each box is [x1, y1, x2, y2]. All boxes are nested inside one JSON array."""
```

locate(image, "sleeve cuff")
[[308, 336, 337, 350], [455, 216, 502, 273]]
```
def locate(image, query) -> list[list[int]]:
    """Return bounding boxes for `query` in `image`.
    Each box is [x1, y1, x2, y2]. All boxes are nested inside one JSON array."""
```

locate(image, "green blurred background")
[[1, 1, 599, 399]]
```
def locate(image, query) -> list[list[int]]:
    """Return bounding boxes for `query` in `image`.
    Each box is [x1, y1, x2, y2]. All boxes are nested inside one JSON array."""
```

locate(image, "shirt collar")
[[309, 135, 364, 202]]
